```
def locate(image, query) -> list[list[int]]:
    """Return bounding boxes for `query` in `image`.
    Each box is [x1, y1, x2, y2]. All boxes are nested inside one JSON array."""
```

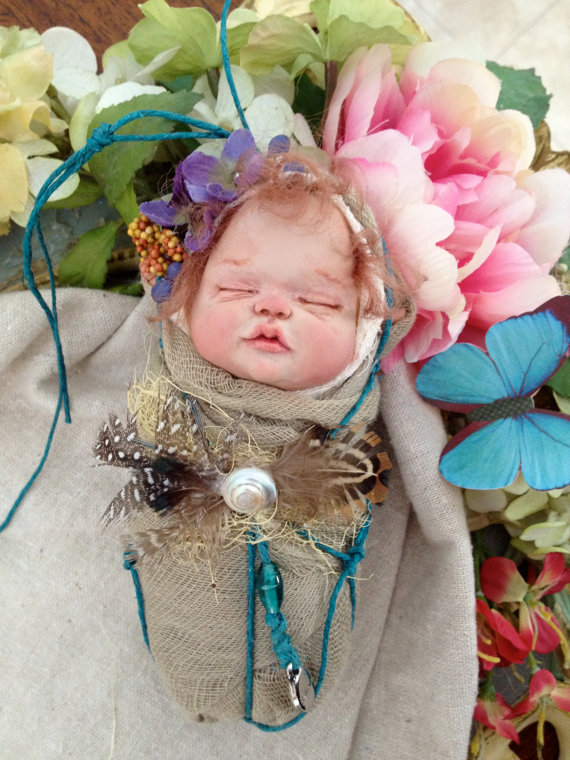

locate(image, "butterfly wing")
[[519, 410, 570, 490], [439, 418, 523, 489], [486, 307, 569, 397], [416, 343, 509, 410]]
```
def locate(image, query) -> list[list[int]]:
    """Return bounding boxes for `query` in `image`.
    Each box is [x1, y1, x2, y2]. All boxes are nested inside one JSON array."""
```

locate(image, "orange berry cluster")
[[127, 214, 188, 282]]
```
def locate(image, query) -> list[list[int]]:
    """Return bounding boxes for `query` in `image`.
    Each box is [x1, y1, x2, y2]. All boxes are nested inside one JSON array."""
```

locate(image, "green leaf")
[[311, 0, 406, 31], [159, 74, 194, 93], [87, 89, 198, 205], [486, 61, 551, 128], [553, 390, 570, 415], [240, 15, 323, 74], [292, 73, 326, 132], [58, 221, 121, 289], [552, 588, 570, 625], [45, 177, 102, 209], [547, 359, 570, 397], [328, 0, 405, 29], [324, 16, 411, 62], [225, 21, 258, 58], [310, 0, 330, 31], [557, 241, 570, 270], [129, 0, 219, 78], [114, 182, 139, 225], [109, 282, 144, 296]]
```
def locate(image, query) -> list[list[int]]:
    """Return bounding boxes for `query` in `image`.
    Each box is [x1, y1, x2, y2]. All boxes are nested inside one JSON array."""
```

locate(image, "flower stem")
[[315, 60, 338, 146]]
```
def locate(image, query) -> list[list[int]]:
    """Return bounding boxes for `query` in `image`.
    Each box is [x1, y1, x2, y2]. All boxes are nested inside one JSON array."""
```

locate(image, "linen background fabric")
[[0, 288, 477, 759]]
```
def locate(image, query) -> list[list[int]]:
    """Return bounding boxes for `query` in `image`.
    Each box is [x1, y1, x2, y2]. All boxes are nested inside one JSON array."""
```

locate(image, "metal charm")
[[286, 664, 316, 712], [221, 467, 277, 514]]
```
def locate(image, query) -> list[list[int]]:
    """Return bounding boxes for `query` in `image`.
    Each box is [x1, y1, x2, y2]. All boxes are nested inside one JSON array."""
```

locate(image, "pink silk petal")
[[468, 275, 562, 330], [480, 557, 528, 603]]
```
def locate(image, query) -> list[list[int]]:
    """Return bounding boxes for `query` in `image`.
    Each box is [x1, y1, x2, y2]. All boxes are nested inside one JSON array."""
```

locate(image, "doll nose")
[[253, 294, 291, 319]]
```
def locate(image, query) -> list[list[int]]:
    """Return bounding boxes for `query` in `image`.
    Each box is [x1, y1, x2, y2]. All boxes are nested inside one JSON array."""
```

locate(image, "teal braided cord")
[[245, 540, 256, 721], [243, 511, 371, 731], [244, 536, 303, 730], [123, 553, 150, 650], [220, 0, 249, 130], [256, 540, 301, 668]]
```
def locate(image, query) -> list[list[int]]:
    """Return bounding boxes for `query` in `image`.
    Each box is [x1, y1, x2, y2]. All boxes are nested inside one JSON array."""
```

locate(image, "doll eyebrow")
[[216, 257, 250, 267], [313, 269, 344, 287]]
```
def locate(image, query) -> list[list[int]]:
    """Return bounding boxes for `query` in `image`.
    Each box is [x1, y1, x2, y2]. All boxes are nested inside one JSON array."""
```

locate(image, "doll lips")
[[245, 326, 290, 353]]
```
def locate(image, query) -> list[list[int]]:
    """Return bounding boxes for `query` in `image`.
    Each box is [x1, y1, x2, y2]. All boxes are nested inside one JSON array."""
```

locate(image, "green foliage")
[[113, 182, 139, 225], [547, 359, 570, 397], [557, 242, 570, 270], [109, 282, 144, 296], [58, 220, 121, 289], [324, 16, 410, 62], [160, 74, 194, 93], [240, 16, 323, 74], [45, 177, 101, 209], [486, 61, 551, 128], [240, 0, 415, 75], [87, 89, 198, 205], [128, 0, 219, 79], [311, 0, 406, 32], [292, 73, 326, 132]]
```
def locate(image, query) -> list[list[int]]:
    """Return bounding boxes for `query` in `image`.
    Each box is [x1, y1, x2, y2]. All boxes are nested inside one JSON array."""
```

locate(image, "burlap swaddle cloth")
[[100, 311, 413, 727]]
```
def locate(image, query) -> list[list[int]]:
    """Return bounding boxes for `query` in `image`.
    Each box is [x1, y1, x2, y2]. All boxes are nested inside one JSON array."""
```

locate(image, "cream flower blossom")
[[0, 27, 70, 232]]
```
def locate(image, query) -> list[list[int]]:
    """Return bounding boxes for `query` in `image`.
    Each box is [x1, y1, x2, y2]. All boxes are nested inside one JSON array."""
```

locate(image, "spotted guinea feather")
[[95, 390, 236, 554]]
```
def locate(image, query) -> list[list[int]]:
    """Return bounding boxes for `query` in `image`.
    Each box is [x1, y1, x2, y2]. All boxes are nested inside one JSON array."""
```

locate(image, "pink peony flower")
[[323, 43, 570, 366]]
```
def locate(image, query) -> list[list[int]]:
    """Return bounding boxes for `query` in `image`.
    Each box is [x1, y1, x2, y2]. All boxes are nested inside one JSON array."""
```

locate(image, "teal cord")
[[330, 237, 394, 439], [2, 110, 231, 535], [257, 541, 301, 669], [244, 504, 371, 731], [220, 0, 249, 130], [0, 390, 63, 533], [245, 541, 256, 720], [123, 553, 150, 650]]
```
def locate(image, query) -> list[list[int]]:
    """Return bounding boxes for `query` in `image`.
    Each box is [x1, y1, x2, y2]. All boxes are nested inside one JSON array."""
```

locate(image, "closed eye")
[[217, 287, 256, 295], [299, 297, 341, 310]]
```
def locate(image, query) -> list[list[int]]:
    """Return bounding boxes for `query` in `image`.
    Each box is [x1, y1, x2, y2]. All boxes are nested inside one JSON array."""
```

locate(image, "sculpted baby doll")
[[96, 132, 413, 729]]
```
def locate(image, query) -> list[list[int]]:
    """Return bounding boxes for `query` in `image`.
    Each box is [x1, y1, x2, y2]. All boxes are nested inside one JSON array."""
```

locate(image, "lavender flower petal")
[[151, 277, 173, 303], [222, 129, 256, 162], [180, 152, 218, 186], [267, 134, 290, 154], [185, 226, 212, 252], [139, 200, 177, 227]]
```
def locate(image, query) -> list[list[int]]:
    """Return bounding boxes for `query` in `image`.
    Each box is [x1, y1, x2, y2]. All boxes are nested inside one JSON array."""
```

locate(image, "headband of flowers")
[[130, 128, 373, 304], [131, 129, 309, 302]]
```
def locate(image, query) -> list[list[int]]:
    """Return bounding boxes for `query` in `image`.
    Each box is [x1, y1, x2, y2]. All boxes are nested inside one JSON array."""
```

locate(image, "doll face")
[[188, 197, 358, 390]]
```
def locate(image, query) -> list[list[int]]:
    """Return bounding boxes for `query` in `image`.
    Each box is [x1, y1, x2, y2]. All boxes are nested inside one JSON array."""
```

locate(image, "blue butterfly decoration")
[[416, 296, 570, 491]]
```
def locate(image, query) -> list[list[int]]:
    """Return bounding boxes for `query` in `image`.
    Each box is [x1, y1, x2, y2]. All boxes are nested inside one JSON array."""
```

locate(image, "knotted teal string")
[[2, 112, 231, 535], [244, 504, 372, 731], [257, 541, 301, 669], [123, 551, 150, 650], [220, 0, 249, 130], [330, 238, 394, 439]]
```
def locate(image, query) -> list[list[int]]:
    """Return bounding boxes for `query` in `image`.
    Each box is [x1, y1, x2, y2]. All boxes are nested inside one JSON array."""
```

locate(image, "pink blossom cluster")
[[322, 43, 570, 367]]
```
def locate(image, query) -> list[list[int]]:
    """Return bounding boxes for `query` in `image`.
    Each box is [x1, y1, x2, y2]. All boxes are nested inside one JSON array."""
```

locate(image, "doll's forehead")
[[208, 200, 354, 274]]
